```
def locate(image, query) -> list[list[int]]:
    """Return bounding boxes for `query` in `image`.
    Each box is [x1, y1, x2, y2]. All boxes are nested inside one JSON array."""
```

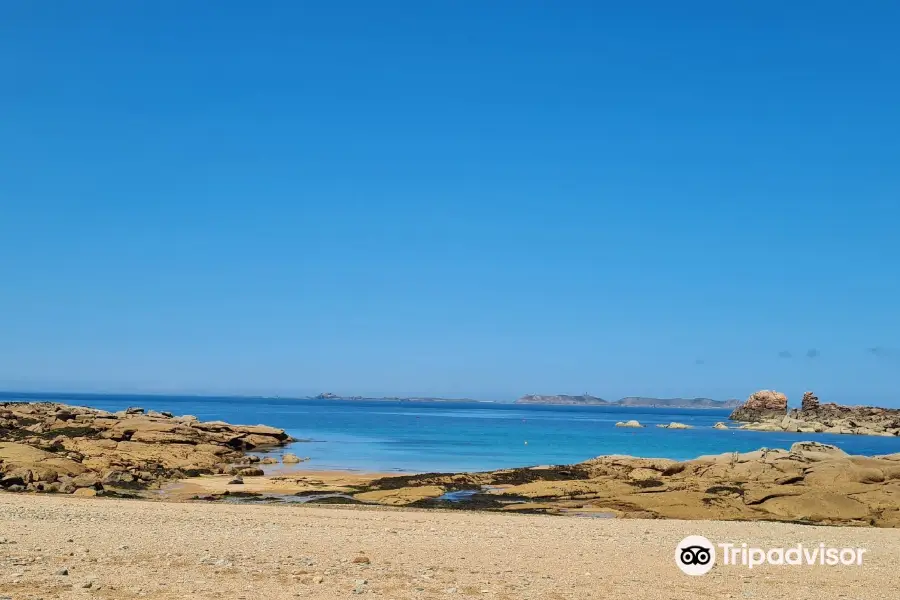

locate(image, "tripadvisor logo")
[[675, 536, 867, 575], [676, 536, 716, 575]]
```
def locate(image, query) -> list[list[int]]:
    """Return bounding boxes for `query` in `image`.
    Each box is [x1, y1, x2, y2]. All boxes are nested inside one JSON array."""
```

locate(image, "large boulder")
[[729, 390, 788, 422], [656, 422, 692, 429]]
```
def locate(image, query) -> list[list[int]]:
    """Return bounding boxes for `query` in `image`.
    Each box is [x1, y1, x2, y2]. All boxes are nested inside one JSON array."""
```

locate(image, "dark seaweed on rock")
[[365, 472, 482, 491], [628, 479, 664, 488], [486, 465, 593, 486], [304, 495, 366, 505]]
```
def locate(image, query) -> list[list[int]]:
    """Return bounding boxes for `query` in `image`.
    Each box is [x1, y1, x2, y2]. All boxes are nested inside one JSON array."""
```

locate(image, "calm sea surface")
[[4, 392, 900, 473]]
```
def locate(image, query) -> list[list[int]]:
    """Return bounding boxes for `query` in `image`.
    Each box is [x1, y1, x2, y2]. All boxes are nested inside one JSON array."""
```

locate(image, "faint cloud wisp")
[[867, 347, 897, 358], [778, 350, 793, 359], [806, 348, 820, 359]]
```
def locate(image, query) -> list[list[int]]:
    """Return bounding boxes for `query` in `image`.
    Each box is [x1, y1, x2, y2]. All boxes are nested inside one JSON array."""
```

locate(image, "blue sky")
[[1, 2, 898, 404]]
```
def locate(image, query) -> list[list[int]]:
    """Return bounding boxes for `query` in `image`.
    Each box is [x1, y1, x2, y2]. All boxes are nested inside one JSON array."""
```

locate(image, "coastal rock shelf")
[[346, 441, 900, 526], [728, 390, 900, 436], [0, 402, 291, 494]]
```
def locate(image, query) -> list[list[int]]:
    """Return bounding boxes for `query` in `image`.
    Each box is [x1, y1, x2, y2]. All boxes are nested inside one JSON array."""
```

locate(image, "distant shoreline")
[[515, 394, 741, 409], [0, 390, 738, 408]]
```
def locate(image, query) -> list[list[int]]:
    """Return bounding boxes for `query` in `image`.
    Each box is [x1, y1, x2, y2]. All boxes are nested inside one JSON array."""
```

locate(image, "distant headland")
[[515, 394, 742, 408], [313, 392, 740, 407]]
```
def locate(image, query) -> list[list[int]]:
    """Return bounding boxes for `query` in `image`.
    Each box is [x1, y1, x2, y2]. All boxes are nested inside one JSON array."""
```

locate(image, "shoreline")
[[141, 442, 900, 528], [3, 493, 899, 599], [2, 399, 900, 527]]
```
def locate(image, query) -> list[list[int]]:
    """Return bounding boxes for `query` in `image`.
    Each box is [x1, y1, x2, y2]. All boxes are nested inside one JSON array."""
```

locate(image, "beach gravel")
[[1, 494, 898, 599]]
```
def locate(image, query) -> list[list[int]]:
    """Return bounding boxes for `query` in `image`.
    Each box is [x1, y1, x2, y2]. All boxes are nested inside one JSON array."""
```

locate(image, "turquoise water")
[[5, 392, 900, 472]]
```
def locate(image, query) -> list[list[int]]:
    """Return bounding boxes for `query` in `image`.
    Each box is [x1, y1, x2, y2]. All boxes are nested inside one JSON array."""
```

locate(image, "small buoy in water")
[[524, 440, 528, 445]]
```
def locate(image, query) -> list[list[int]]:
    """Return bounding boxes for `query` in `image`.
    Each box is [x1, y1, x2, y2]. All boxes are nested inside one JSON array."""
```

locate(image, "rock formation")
[[352, 441, 900, 527], [728, 390, 788, 422], [729, 390, 900, 436], [801, 391, 820, 411], [0, 402, 291, 494]]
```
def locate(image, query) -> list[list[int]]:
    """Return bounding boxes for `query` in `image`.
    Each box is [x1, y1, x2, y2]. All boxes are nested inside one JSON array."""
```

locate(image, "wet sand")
[[1, 493, 898, 600]]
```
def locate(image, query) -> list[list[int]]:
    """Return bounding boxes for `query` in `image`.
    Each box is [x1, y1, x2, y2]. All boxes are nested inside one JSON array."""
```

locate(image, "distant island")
[[515, 394, 741, 408]]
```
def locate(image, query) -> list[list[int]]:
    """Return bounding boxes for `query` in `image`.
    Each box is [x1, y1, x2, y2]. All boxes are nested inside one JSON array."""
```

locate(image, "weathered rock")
[[656, 422, 692, 429], [72, 473, 101, 489], [801, 391, 820, 411], [738, 421, 784, 432], [628, 468, 661, 481], [356, 440, 900, 526], [282, 453, 304, 464], [729, 390, 788, 422], [713, 422, 729, 430], [354, 486, 445, 506], [0, 401, 292, 494], [238, 467, 265, 477], [614, 420, 643, 428], [789, 441, 848, 462], [728, 391, 900, 437]]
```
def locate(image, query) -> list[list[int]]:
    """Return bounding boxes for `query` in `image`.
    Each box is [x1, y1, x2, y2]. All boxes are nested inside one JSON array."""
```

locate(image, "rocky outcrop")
[[615, 420, 643, 428], [355, 442, 900, 526], [656, 422, 692, 429], [516, 394, 608, 405], [0, 402, 291, 495], [730, 391, 900, 437], [801, 391, 819, 411], [728, 390, 788, 422]]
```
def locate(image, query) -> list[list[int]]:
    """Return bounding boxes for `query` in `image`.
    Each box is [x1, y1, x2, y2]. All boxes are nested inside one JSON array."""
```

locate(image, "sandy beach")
[[1, 493, 898, 600]]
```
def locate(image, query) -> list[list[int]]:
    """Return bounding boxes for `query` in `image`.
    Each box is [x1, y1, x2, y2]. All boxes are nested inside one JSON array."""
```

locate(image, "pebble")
[[313, 575, 324, 584], [352, 555, 371, 564], [56, 567, 69, 576]]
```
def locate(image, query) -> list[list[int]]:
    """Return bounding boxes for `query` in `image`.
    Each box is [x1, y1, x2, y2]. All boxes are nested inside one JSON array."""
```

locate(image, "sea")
[[4, 392, 900, 473]]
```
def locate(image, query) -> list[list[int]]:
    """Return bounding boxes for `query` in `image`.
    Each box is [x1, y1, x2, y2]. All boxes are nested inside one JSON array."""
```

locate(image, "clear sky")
[[1, 1, 898, 404]]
